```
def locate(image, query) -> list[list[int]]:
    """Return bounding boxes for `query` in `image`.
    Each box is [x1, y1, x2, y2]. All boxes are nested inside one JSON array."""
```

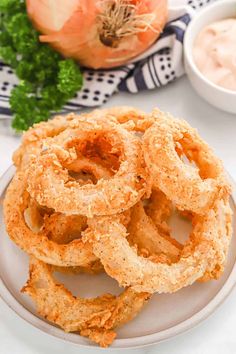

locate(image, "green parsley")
[[0, 0, 83, 131]]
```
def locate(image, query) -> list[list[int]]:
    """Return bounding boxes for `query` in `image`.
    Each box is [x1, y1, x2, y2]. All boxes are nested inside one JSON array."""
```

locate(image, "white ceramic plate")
[[0, 166, 236, 349]]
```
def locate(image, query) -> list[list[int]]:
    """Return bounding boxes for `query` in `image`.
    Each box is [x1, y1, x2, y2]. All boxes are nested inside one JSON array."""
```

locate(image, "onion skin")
[[26, 0, 168, 69]]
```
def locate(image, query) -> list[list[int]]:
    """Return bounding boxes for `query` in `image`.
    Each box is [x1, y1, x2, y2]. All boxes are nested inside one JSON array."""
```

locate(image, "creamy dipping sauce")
[[193, 18, 236, 91]]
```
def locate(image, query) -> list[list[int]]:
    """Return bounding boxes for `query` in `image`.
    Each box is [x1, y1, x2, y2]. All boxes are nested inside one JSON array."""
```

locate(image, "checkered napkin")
[[0, 0, 215, 118]]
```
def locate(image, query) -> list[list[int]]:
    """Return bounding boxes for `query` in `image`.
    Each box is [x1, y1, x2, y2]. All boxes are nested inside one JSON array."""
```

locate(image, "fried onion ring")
[[13, 110, 123, 170], [91, 106, 155, 133], [4, 172, 97, 267], [4, 153, 116, 267], [13, 113, 78, 169], [26, 116, 147, 217], [22, 257, 150, 348], [143, 110, 230, 214], [84, 195, 232, 293], [127, 200, 182, 263], [40, 212, 103, 274], [13, 107, 152, 173]]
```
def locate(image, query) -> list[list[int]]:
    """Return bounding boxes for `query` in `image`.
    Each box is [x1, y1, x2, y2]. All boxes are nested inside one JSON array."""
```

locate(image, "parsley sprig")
[[0, 0, 83, 131]]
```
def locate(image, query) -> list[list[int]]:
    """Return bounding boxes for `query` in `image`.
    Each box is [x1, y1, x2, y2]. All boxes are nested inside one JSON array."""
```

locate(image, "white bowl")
[[184, 0, 236, 114]]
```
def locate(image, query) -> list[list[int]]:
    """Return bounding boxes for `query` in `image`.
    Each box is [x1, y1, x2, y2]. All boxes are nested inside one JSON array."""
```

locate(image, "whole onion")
[[26, 0, 168, 69]]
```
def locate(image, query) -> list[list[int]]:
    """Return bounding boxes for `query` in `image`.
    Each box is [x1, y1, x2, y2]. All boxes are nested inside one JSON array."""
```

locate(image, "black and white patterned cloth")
[[0, 0, 215, 118]]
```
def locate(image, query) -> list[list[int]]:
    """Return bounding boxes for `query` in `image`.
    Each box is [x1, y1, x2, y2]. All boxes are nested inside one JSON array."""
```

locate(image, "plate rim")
[[0, 165, 236, 349]]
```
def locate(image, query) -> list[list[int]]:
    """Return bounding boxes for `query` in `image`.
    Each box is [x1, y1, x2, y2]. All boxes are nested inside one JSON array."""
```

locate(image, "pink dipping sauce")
[[193, 18, 236, 91]]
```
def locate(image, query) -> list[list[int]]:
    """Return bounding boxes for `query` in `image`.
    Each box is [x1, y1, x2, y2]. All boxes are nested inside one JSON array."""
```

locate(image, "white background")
[[0, 76, 236, 354]]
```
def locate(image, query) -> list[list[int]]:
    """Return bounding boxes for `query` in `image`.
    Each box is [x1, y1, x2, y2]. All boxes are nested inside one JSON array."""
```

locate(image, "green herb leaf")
[[57, 59, 83, 97], [0, 0, 83, 131]]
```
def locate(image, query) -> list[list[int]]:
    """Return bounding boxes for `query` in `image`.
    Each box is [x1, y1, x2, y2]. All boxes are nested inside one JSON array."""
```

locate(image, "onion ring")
[[22, 257, 150, 348], [41, 212, 104, 274], [13, 107, 152, 171], [143, 110, 230, 214], [13, 111, 120, 170], [4, 172, 97, 267], [13, 113, 78, 169], [4, 155, 140, 268], [127, 200, 182, 263], [4, 154, 116, 267], [84, 195, 232, 293], [89, 106, 156, 134], [26, 116, 147, 217], [145, 189, 172, 229]]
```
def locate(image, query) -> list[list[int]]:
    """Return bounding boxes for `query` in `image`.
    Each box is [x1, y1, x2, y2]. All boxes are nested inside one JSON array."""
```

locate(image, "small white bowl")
[[184, 0, 236, 114]]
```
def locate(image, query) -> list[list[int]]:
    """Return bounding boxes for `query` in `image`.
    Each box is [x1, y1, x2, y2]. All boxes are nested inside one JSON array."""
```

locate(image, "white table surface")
[[0, 76, 236, 354]]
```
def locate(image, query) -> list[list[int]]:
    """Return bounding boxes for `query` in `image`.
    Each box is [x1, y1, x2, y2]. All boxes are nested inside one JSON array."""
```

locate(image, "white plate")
[[0, 166, 236, 349]]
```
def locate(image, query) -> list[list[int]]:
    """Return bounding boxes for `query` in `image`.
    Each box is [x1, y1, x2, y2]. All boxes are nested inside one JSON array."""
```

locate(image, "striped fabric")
[[0, 0, 215, 118]]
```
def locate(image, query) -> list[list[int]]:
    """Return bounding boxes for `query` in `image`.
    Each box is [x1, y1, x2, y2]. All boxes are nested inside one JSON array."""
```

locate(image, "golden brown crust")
[[13, 113, 78, 169], [85, 196, 232, 293], [22, 257, 150, 348], [5, 105, 233, 347], [26, 114, 147, 217], [3, 172, 97, 267], [143, 109, 231, 214], [127, 201, 182, 262]]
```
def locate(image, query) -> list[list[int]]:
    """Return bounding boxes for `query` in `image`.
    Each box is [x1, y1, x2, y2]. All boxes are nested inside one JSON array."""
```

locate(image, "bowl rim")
[[184, 0, 236, 96], [1, 165, 236, 349]]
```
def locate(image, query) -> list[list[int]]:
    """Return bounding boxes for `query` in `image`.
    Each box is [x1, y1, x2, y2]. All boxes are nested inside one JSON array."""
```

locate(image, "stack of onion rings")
[[3, 106, 232, 347]]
